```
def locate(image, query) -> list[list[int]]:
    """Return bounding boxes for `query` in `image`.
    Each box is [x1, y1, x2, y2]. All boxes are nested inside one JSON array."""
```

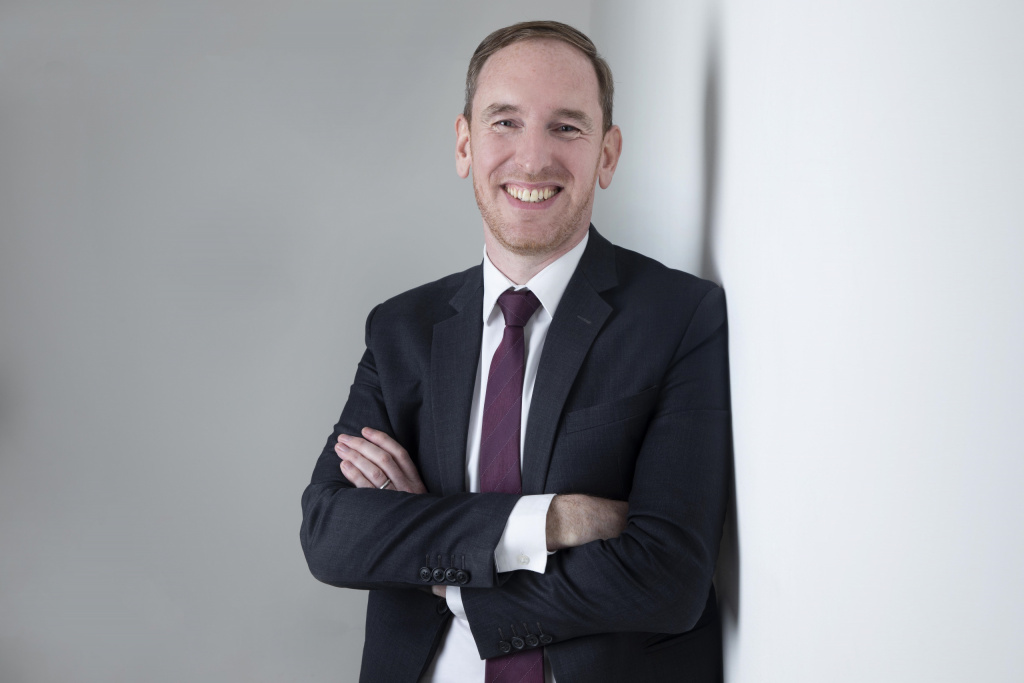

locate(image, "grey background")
[[4, 1, 1024, 682], [0, 2, 590, 681]]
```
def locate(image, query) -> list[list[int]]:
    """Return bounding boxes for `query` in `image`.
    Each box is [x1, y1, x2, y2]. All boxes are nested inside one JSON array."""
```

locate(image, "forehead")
[[473, 38, 601, 117]]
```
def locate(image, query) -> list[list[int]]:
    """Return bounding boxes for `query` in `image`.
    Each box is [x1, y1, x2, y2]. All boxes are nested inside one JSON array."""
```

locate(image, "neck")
[[484, 227, 588, 285]]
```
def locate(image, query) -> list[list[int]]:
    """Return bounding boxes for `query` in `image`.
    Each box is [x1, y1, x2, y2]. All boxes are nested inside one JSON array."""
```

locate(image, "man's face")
[[455, 39, 621, 259]]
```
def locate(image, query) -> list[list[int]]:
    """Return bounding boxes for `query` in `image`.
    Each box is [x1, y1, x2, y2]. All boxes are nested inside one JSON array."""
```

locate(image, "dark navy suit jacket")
[[301, 227, 730, 682]]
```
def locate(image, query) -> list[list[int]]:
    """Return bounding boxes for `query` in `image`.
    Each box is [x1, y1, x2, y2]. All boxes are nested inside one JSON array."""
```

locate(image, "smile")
[[503, 184, 561, 204]]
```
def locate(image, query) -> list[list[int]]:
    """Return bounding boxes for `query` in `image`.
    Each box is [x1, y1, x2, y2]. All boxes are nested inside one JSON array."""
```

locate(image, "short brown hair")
[[464, 20, 615, 133]]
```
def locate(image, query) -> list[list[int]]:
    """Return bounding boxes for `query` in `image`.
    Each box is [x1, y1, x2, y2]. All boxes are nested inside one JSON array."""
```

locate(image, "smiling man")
[[301, 21, 730, 683], [456, 36, 620, 279]]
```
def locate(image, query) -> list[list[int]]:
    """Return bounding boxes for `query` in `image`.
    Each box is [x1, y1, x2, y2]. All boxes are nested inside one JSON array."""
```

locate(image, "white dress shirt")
[[421, 232, 589, 683]]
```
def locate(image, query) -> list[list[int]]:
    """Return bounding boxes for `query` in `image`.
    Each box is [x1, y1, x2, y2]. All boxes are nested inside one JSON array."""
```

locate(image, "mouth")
[[502, 183, 562, 204]]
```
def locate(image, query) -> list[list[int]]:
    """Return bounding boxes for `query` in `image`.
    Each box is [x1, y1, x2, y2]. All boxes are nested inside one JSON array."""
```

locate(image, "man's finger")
[[339, 435, 411, 491], [337, 432, 426, 494], [339, 458, 377, 488], [360, 428, 426, 491], [337, 440, 391, 489], [340, 436, 403, 487]]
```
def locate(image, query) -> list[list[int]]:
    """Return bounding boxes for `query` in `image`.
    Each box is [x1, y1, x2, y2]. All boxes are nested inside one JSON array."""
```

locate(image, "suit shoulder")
[[610, 244, 720, 301], [606, 244, 727, 349], [368, 264, 480, 329]]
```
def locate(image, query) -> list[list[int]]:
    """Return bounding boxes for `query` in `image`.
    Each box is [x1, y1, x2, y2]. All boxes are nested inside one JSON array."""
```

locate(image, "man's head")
[[455, 21, 622, 272], [463, 21, 615, 135]]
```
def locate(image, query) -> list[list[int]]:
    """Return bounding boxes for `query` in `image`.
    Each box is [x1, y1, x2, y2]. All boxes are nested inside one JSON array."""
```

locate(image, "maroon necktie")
[[480, 288, 544, 683]]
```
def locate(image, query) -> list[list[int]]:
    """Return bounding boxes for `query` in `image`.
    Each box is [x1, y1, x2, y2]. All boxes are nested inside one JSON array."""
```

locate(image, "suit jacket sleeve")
[[300, 304, 520, 591], [459, 285, 731, 658]]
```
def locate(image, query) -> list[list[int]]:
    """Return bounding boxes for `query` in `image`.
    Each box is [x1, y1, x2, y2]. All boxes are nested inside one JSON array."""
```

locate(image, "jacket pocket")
[[564, 385, 659, 433]]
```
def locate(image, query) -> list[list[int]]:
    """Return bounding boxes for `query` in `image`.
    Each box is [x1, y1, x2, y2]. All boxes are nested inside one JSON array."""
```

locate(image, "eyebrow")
[[552, 108, 594, 131], [481, 103, 522, 120], [480, 103, 595, 131]]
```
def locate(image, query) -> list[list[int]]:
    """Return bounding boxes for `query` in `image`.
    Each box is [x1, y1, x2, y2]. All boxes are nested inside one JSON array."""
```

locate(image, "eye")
[[553, 124, 583, 138], [495, 120, 515, 128]]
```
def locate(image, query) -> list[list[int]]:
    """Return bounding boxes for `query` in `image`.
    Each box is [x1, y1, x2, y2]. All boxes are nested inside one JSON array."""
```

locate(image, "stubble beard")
[[474, 173, 596, 258]]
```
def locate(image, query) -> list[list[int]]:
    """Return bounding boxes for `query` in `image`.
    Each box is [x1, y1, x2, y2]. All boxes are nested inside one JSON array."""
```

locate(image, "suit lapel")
[[430, 268, 484, 495], [522, 227, 618, 494]]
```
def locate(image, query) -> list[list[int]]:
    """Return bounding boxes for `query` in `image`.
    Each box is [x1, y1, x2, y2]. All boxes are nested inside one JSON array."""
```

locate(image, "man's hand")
[[335, 427, 427, 494], [546, 494, 628, 551], [337, 430, 625, 565]]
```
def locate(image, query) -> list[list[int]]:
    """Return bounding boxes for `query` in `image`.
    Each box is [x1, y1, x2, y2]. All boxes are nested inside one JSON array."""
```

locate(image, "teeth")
[[505, 186, 559, 203]]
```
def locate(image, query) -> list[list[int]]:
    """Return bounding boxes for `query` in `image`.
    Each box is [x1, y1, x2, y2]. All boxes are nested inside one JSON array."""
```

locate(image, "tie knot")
[[496, 289, 541, 328]]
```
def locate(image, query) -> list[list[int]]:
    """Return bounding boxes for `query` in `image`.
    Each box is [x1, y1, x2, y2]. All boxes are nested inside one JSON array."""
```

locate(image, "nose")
[[514, 126, 554, 176]]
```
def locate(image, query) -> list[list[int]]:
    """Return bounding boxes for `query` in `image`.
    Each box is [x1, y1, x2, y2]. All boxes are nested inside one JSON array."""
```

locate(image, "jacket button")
[[456, 570, 469, 584], [419, 567, 432, 582], [431, 568, 446, 582], [539, 634, 553, 645], [498, 641, 512, 654], [525, 634, 539, 647], [445, 568, 458, 583], [435, 599, 449, 616], [511, 636, 525, 650]]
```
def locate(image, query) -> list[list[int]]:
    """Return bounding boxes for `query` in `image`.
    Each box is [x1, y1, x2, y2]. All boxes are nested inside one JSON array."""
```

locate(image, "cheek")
[[566, 149, 603, 180], [477, 150, 510, 180], [474, 134, 519, 171]]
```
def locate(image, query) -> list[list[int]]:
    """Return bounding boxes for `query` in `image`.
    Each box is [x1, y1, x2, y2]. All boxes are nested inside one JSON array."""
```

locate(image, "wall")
[[592, 1, 1024, 680], [590, 0, 711, 274], [0, 3, 590, 681], [718, 2, 1024, 679]]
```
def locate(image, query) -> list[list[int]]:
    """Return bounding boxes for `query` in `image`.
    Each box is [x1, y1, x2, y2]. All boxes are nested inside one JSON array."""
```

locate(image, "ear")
[[455, 114, 472, 179], [597, 125, 622, 189]]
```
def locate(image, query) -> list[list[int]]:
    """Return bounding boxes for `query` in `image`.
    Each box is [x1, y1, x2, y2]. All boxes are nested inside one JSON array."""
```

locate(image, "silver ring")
[[379, 477, 391, 490]]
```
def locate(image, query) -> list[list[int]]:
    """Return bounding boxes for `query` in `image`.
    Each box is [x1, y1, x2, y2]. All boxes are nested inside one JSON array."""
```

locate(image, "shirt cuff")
[[494, 493, 557, 574], [446, 586, 467, 621]]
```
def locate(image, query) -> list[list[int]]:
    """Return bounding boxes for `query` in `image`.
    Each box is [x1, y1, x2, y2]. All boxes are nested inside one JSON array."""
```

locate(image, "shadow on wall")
[[699, 17, 741, 644]]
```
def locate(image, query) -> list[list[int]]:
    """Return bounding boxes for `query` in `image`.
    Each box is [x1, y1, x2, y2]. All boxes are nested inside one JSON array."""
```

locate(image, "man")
[[301, 20, 729, 683]]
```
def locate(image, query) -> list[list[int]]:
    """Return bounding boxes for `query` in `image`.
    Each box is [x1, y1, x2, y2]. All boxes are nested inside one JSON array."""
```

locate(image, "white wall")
[[595, 1, 1024, 680], [717, 1, 1024, 679]]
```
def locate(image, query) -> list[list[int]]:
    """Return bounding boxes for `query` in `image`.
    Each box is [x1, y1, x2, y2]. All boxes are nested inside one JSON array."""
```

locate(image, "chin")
[[488, 223, 573, 257], [476, 190, 592, 260]]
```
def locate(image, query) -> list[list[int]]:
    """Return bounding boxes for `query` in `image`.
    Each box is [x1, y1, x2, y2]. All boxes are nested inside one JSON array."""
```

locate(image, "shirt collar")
[[482, 231, 589, 324]]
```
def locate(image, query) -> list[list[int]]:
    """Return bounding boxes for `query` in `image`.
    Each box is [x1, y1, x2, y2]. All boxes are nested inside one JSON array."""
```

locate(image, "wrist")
[[545, 494, 561, 551], [545, 494, 578, 551]]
